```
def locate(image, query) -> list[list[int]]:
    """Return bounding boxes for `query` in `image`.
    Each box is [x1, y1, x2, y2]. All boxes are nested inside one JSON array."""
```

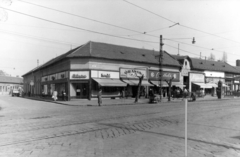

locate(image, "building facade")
[[22, 41, 182, 100], [0, 76, 23, 95]]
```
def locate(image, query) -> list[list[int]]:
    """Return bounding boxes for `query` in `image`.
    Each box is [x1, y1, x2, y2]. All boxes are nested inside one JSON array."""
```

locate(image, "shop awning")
[[172, 82, 186, 88], [149, 81, 168, 87], [193, 82, 212, 88], [93, 78, 127, 87], [222, 84, 229, 87], [206, 83, 218, 88], [122, 79, 153, 86]]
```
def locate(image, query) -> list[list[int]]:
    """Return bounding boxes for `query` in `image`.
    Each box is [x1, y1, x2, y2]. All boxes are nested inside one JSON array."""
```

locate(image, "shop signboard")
[[189, 73, 204, 83], [70, 71, 89, 80], [204, 71, 224, 78], [149, 70, 180, 82], [120, 68, 147, 79], [91, 71, 119, 79], [206, 77, 225, 84]]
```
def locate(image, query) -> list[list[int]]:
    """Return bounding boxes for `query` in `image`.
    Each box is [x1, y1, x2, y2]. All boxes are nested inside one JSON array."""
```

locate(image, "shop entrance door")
[[74, 83, 88, 98]]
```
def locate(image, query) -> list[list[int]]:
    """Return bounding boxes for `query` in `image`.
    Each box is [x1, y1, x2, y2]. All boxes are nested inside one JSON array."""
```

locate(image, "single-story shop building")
[[172, 55, 240, 96], [22, 41, 183, 100], [0, 76, 23, 95]]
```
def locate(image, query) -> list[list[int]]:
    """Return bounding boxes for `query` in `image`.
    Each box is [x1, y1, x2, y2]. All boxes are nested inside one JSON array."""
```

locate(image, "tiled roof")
[[22, 46, 81, 76], [0, 76, 23, 84], [67, 41, 180, 66], [23, 41, 181, 76], [190, 58, 240, 74], [234, 66, 240, 73]]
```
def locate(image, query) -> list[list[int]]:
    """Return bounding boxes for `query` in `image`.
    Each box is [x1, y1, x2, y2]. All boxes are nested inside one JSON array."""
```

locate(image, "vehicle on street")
[[12, 89, 20, 97]]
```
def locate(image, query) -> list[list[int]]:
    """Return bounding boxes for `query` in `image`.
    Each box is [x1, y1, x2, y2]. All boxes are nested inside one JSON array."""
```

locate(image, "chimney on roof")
[[236, 60, 240, 66], [37, 59, 39, 67]]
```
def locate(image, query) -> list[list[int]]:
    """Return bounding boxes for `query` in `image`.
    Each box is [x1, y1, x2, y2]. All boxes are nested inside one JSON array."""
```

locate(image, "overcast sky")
[[0, 0, 240, 77]]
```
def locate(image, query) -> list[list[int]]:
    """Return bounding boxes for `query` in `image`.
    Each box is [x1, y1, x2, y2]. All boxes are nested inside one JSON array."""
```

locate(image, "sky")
[[0, 0, 240, 77]]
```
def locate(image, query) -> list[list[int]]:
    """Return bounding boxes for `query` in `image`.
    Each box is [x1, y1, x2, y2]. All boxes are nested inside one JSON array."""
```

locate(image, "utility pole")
[[159, 35, 164, 102]]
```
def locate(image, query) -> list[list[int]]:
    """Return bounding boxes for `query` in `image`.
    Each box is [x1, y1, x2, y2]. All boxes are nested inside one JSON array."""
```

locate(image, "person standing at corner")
[[98, 88, 102, 106]]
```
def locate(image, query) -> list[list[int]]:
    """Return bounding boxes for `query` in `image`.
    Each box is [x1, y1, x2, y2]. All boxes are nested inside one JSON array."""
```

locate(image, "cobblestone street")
[[1, 96, 240, 157]]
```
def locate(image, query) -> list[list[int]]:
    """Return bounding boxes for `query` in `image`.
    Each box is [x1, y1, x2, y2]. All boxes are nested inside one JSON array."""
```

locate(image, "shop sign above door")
[[189, 73, 204, 83], [149, 70, 180, 81], [70, 71, 89, 80], [120, 68, 147, 79]]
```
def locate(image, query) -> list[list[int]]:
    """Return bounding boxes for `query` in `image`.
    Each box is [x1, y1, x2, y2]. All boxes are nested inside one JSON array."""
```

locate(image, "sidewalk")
[[23, 94, 238, 106]]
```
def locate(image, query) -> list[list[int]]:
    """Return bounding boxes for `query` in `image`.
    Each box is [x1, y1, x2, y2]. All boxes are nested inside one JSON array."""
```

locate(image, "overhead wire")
[[12, 0, 240, 57], [0, 6, 160, 44], [0, 29, 79, 46], [1, 3, 240, 62], [122, 0, 240, 45]]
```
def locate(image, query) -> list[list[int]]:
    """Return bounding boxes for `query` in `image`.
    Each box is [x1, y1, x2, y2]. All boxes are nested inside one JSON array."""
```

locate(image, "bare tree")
[[208, 53, 215, 61]]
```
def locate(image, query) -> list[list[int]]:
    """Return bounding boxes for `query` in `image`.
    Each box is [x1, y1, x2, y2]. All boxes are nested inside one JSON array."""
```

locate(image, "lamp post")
[[159, 35, 163, 102], [159, 35, 195, 157]]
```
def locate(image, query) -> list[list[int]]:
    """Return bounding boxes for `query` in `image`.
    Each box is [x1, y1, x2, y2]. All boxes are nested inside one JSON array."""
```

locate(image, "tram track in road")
[[1, 101, 240, 147], [0, 100, 239, 135]]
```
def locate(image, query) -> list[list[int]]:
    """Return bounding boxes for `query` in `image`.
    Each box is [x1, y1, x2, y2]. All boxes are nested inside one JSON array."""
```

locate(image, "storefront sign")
[[204, 71, 224, 78], [189, 73, 204, 83], [206, 77, 225, 84], [149, 70, 180, 81], [225, 73, 233, 78], [91, 71, 119, 79], [234, 80, 239, 83], [70, 71, 89, 80], [120, 68, 147, 79]]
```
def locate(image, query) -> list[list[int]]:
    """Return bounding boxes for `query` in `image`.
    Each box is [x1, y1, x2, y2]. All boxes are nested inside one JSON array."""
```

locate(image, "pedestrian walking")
[[98, 88, 102, 106], [52, 90, 58, 101], [62, 90, 66, 101]]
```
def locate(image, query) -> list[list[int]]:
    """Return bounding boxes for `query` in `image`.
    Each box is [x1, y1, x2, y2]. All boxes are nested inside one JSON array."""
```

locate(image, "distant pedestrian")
[[52, 90, 58, 101], [98, 88, 102, 106], [62, 90, 66, 101]]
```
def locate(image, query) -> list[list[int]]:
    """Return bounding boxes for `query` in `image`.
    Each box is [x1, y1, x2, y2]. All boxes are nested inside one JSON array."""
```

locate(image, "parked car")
[[12, 89, 20, 97]]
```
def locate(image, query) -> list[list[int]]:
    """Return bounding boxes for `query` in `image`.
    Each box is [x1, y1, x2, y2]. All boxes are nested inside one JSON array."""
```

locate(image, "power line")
[[0, 6, 160, 44], [15, 0, 157, 38], [164, 43, 200, 57], [2, 5, 240, 60], [12, 0, 238, 56], [0, 29, 79, 46], [122, 0, 240, 45], [122, 0, 177, 24]]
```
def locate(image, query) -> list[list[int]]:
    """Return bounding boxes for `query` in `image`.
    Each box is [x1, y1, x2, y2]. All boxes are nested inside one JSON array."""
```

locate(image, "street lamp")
[[159, 35, 196, 102]]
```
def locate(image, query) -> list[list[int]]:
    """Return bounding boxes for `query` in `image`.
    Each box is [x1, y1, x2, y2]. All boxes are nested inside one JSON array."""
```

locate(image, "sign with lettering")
[[189, 73, 205, 83], [120, 68, 147, 79], [149, 70, 180, 81], [91, 71, 119, 79], [70, 71, 89, 80], [206, 77, 225, 84]]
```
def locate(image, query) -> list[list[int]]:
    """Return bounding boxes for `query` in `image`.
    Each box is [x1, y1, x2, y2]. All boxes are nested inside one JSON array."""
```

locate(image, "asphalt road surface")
[[0, 95, 240, 157]]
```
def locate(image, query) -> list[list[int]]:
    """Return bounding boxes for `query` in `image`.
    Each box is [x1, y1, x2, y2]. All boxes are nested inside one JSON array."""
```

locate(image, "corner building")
[[22, 41, 181, 101]]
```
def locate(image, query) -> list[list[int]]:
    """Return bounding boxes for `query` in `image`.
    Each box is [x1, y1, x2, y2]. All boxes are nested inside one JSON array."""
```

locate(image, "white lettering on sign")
[[120, 68, 146, 78], [101, 73, 110, 78], [70, 71, 89, 80]]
